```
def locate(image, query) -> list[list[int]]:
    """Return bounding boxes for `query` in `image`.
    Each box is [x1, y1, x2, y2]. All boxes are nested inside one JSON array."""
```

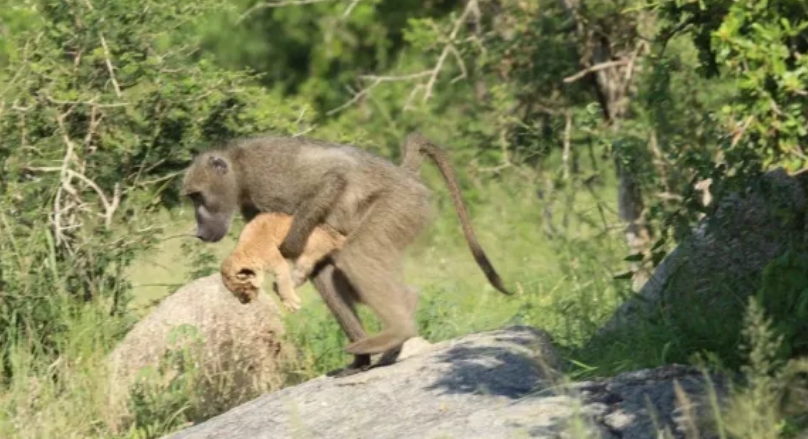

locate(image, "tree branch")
[[27, 167, 121, 229], [98, 33, 122, 97], [563, 60, 629, 83], [327, 0, 480, 114], [326, 81, 382, 116], [423, 0, 477, 102], [238, 0, 336, 23], [562, 110, 573, 180], [341, 0, 363, 18]]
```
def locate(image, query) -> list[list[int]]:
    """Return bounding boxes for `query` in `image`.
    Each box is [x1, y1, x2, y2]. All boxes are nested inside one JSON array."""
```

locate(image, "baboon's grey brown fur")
[[220, 212, 346, 312], [181, 132, 510, 376]]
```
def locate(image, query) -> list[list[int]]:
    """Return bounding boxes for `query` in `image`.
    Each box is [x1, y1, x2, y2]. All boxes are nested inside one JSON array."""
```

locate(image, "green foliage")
[[198, 0, 462, 113], [580, 243, 808, 383], [181, 240, 219, 282], [717, 297, 808, 439], [659, 0, 808, 175], [755, 250, 808, 360], [121, 319, 287, 439], [0, 0, 310, 354], [0, 0, 312, 430], [125, 325, 205, 439]]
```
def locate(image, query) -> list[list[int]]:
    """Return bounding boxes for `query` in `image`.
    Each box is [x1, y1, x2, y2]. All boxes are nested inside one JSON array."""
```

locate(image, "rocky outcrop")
[[599, 167, 808, 335], [164, 326, 725, 439], [106, 273, 291, 430]]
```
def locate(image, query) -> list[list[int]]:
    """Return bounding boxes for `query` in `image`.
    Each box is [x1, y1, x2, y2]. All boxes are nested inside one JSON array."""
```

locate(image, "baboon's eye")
[[187, 191, 203, 203]]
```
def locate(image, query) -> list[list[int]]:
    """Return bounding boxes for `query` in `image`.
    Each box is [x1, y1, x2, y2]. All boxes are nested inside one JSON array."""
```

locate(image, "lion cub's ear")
[[236, 268, 256, 281]]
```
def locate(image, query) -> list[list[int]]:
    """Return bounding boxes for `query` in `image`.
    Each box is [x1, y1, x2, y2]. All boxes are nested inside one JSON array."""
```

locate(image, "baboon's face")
[[189, 191, 233, 242], [222, 267, 263, 304], [181, 154, 238, 242]]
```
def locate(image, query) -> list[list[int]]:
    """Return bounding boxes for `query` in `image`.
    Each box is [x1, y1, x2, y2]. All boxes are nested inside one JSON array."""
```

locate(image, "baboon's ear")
[[209, 156, 229, 174]]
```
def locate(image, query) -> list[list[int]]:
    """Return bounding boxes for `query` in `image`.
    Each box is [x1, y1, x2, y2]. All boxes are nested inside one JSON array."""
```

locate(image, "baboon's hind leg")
[[335, 238, 421, 354], [336, 194, 428, 356], [310, 261, 373, 377], [338, 255, 416, 355], [375, 285, 420, 367]]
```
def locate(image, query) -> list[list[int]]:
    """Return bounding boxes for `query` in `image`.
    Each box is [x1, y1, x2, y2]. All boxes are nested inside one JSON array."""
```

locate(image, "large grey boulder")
[[163, 326, 724, 439], [600, 167, 808, 335], [106, 273, 292, 431]]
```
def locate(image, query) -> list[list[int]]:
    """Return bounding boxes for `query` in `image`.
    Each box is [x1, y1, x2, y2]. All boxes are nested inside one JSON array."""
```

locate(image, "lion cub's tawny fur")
[[220, 212, 346, 312]]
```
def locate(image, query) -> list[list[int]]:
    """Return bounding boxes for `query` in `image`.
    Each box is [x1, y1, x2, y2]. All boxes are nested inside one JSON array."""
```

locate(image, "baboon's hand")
[[279, 233, 305, 259]]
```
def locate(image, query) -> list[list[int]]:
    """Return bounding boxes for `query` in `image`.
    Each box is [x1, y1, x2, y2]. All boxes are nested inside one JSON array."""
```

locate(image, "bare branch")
[[326, 81, 381, 116], [562, 110, 573, 180], [341, 0, 363, 19], [44, 95, 129, 107], [730, 115, 755, 148], [359, 71, 434, 82], [83, 105, 103, 146], [563, 60, 629, 83], [423, 0, 478, 102], [292, 107, 318, 137], [131, 171, 184, 189], [26, 167, 120, 228], [98, 33, 122, 97], [1, 36, 35, 98], [403, 84, 426, 111], [448, 45, 468, 84], [328, 0, 480, 114], [238, 0, 336, 23], [620, 40, 647, 97], [53, 109, 78, 247], [655, 192, 684, 202], [78, 0, 122, 97]]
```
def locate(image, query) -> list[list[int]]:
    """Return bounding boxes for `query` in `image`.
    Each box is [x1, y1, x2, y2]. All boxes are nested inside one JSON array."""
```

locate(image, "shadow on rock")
[[425, 343, 553, 398]]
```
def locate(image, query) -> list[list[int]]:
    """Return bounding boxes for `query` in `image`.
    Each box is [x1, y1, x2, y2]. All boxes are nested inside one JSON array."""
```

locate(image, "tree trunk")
[[560, 0, 653, 289]]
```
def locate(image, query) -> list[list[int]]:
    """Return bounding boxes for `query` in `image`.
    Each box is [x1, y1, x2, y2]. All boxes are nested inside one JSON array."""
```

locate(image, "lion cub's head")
[[220, 252, 265, 304]]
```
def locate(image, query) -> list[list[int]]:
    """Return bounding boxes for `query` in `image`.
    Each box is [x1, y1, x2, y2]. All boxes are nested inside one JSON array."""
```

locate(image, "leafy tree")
[[0, 0, 311, 370], [658, 0, 808, 178]]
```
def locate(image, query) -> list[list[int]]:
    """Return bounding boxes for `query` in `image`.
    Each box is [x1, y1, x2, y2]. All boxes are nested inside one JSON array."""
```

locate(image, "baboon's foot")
[[326, 354, 372, 378], [374, 346, 403, 368], [344, 329, 413, 356], [325, 346, 403, 378]]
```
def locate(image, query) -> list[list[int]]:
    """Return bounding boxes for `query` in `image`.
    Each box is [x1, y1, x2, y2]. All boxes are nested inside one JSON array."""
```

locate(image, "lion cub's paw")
[[281, 294, 302, 313], [273, 281, 303, 313]]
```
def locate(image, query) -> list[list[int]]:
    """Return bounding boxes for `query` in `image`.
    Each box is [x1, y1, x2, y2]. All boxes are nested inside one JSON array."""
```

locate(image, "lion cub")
[[220, 212, 346, 312]]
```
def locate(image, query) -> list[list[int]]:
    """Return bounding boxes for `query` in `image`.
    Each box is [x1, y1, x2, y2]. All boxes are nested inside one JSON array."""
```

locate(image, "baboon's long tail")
[[405, 132, 513, 296]]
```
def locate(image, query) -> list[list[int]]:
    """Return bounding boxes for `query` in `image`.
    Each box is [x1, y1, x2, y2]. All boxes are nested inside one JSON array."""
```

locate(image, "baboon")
[[220, 212, 346, 312], [181, 132, 511, 376]]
